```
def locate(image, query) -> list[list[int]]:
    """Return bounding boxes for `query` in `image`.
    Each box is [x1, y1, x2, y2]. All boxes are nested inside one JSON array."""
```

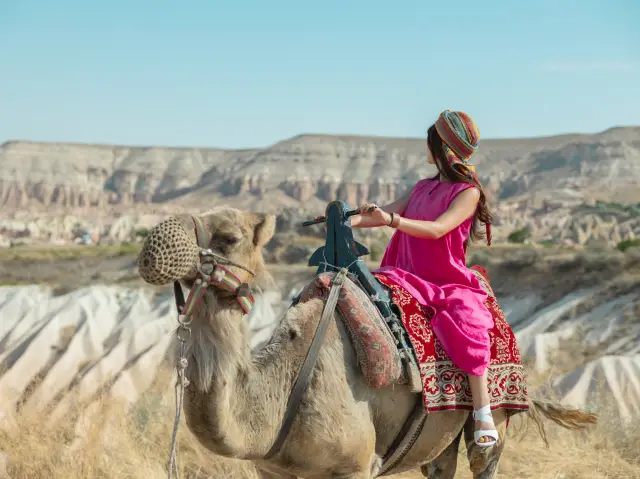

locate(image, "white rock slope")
[[0, 271, 638, 427], [0, 284, 284, 429]]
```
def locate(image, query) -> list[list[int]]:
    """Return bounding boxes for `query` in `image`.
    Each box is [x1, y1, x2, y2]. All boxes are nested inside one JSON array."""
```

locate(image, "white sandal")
[[473, 405, 499, 447]]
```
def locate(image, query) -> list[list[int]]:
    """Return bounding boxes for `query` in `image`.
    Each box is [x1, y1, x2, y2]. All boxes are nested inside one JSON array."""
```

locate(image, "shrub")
[[616, 238, 640, 253], [135, 227, 150, 239], [507, 228, 532, 244], [368, 243, 385, 262]]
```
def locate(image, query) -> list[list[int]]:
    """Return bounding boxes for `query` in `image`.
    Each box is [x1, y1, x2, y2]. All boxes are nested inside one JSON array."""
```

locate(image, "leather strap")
[[377, 395, 427, 476], [188, 216, 255, 314], [264, 268, 348, 459], [191, 216, 210, 249], [172, 216, 211, 317], [173, 281, 186, 314]]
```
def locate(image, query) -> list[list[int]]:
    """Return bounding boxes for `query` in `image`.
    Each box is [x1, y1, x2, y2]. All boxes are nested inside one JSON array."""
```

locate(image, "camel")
[[136, 207, 597, 479]]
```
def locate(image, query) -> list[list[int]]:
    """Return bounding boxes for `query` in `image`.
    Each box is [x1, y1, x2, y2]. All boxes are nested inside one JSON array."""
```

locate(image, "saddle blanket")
[[375, 266, 530, 414], [298, 266, 529, 415], [299, 273, 405, 389]]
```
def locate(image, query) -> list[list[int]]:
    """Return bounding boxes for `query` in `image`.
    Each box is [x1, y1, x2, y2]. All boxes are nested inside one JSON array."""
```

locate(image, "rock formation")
[[3, 127, 639, 209], [1, 127, 640, 247]]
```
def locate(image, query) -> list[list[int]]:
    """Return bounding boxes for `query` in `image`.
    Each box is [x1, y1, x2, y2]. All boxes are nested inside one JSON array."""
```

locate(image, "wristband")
[[387, 212, 394, 227]]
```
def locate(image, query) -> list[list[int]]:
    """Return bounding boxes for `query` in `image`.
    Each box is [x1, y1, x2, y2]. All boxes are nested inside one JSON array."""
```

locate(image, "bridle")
[[172, 216, 257, 318], [167, 215, 257, 479]]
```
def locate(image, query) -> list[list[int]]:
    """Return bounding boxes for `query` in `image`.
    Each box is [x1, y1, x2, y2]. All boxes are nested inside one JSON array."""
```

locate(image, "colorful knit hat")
[[433, 109, 492, 246], [434, 109, 480, 174]]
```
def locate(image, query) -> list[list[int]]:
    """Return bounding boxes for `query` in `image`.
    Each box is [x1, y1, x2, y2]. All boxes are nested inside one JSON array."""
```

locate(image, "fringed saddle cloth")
[[298, 265, 529, 415]]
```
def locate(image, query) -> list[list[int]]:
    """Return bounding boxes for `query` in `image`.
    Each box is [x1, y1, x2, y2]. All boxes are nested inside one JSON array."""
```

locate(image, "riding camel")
[[136, 207, 597, 479]]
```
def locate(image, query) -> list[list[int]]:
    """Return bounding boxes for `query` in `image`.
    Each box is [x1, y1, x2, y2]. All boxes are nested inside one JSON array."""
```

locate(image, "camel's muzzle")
[[136, 216, 200, 286]]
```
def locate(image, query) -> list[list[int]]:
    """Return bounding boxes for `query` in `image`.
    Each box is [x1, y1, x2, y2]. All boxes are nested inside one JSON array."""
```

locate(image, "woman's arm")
[[360, 186, 480, 238], [393, 187, 480, 239], [350, 187, 414, 228]]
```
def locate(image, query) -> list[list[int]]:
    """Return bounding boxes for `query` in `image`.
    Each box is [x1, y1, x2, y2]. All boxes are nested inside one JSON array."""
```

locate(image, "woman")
[[350, 109, 498, 446]]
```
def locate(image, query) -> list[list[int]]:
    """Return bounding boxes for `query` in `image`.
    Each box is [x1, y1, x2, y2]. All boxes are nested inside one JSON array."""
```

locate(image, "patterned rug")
[[374, 266, 530, 414]]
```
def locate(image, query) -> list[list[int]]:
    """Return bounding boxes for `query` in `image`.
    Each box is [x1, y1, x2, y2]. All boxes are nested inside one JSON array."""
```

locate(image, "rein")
[[166, 216, 257, 479]]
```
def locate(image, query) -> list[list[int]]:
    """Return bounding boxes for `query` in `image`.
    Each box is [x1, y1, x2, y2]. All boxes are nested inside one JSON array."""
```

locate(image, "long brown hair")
[[427, 125, 493, 245]]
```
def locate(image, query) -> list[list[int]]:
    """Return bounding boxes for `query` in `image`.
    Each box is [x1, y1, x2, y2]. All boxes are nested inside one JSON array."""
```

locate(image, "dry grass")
[[397, 371, 640, 479], [0, 366, 638, 479], [0, 368, 259, 479], [0, 243, 141, 262], [478, 372, 639, 479]]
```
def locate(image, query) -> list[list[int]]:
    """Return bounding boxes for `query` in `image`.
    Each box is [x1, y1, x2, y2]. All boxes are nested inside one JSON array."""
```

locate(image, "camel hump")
[[298, 272, 407, 389]]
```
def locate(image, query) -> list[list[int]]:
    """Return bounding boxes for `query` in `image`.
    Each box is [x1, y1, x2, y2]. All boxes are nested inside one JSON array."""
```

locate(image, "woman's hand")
[[357, 203, 391, 227]]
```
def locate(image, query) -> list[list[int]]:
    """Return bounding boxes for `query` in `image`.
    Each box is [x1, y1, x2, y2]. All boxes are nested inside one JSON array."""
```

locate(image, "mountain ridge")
[[1, 126, 640, 248], [4, 124, 640, 150]]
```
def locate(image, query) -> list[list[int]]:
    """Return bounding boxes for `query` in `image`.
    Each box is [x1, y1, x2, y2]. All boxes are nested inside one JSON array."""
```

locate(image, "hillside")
[[2, 127, 640, 250], [2, 127, 640, 209]]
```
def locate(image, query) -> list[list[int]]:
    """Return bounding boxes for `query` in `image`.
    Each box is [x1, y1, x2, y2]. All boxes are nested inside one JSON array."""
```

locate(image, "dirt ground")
[[2, 243, 638, 304]]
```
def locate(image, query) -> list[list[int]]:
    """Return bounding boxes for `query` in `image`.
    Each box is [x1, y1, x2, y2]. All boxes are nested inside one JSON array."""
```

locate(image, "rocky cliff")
[[1, 127, 640, 246], [3, 127, 639, 209]]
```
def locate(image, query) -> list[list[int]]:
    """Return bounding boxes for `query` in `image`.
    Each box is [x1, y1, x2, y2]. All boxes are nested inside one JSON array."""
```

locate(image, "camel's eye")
[[213, 234, 241, 249]]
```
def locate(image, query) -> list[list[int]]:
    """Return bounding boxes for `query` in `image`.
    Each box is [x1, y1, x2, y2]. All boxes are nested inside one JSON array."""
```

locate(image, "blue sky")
[[1, 0, 638, 148]]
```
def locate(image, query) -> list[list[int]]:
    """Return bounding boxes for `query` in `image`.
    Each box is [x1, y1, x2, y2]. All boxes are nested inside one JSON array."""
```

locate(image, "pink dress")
[[376, 178, 494, 376]]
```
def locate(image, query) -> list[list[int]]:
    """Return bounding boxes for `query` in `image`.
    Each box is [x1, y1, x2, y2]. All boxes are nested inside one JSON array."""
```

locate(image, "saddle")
[[298, 200, 423, 393]]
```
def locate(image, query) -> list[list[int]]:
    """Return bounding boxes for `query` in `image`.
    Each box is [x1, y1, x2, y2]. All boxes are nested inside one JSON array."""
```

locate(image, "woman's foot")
[[473, 405, 499, 447]]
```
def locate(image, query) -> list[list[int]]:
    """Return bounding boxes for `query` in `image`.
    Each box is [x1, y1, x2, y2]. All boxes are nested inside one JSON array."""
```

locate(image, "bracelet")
[[387, 212, 394, 227], [391, 213, 401, 229]]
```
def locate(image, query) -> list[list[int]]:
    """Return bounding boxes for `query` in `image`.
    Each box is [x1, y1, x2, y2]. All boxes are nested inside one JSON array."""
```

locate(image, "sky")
[[1, 0, 638, 148]]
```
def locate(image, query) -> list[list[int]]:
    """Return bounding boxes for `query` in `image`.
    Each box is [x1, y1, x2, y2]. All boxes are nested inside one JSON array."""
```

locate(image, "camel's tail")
[[527, 398, 598, 446]]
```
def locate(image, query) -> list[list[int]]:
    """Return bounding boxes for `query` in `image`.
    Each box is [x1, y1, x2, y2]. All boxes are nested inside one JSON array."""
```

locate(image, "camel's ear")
[[253, 213, 276, 247]]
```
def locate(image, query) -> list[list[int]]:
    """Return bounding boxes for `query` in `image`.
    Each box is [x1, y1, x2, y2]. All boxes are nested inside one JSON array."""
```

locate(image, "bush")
[[616, 238, 640, 253], [467, 251, 490, 267], [368, 243, 385, 262], [135, 227, 150, 239], [507, 228, 532, 244]]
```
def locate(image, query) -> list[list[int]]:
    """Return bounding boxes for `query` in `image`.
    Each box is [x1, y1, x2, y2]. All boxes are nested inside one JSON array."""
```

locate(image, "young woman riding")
[[351, 109, 498, 446]]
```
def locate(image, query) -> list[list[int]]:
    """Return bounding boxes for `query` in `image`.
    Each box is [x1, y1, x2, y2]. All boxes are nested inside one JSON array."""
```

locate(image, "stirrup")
[[472, 405, 499, 447]]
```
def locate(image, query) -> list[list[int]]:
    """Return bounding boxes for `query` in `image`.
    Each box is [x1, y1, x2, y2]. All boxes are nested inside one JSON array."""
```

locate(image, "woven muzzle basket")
[[137, 216, 201, 286]]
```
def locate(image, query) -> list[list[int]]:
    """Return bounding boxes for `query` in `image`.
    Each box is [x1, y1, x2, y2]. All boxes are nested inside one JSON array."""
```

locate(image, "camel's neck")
[[185, 293, 251, 392], [182, 291, 294, 457]]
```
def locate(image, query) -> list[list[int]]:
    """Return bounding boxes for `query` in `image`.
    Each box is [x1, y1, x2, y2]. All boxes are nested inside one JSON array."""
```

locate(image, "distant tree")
[[507, 228, 532, 244]]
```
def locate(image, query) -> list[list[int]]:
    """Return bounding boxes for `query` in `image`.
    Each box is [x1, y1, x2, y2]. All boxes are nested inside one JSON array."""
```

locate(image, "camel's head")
[[136, 207, 276, 289]]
